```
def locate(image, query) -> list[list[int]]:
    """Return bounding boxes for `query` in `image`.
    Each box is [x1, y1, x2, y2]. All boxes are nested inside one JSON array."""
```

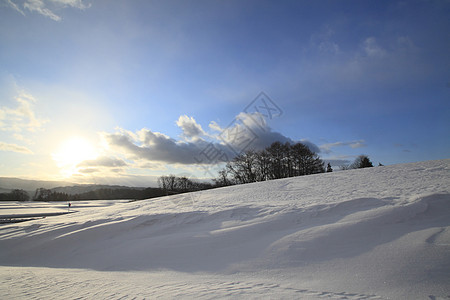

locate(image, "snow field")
[[0, 159, 449, 299]]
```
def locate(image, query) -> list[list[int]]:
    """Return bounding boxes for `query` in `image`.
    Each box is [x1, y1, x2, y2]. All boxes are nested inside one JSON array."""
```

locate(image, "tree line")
[[0, 189, 30, 201], [157, 175, 214, 194], [31, 187, 168, 201], [0, 187, 168, 201], [213, 141, 326, 186], [341, 155, 374, 170]]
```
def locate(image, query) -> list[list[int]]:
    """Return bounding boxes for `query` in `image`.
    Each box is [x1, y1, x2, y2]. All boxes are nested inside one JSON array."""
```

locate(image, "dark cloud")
[[103, 129, 232, 165], [78, 168, 98, 174], [216, 113, 320, 154], [78, 156, 127, 168]]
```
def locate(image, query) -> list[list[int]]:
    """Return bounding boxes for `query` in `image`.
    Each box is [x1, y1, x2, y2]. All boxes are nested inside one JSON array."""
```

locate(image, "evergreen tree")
[[351, 155, 374, 169], [326, 163, 333, 172]]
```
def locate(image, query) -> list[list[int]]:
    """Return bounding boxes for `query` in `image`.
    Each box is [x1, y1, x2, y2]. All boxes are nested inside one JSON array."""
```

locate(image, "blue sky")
[[0, 0, 449, 186]]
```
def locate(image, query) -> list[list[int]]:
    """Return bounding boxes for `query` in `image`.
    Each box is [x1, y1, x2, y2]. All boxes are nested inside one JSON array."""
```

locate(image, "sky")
[[0, 0, 449, 187]]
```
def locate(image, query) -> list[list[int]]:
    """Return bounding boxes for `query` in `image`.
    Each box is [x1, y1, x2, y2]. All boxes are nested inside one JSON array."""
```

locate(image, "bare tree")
[[216, 141, 325, 185]]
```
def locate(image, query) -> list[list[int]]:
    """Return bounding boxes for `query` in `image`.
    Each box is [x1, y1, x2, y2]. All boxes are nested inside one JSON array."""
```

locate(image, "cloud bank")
[[101, 113, 320, 166], [77, 156, 127, 168]]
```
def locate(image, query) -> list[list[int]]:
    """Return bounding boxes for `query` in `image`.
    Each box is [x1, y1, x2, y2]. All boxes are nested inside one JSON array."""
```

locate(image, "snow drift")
[[1, 159, 449, 299]]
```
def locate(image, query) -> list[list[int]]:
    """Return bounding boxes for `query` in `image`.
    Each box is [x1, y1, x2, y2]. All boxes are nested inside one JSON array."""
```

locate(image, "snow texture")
[[1, 159, 449, 299]]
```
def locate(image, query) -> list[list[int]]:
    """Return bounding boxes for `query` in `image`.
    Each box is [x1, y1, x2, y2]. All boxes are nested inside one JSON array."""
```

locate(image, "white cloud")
[[320, 140, 367, 154], [3, 0, 25, 15], [12, 133, 34, 144], [6, 0, 90, 21], [0, 92, 48, 133], [49, 0, 90, 9], [362, 37, 386, 58], [310, 26, 340, 55], [0, 141, 33, 154], [176, 115, 206, 141], [208, 120, 222, 132], [301, 33, 424, 94], [24, 0, 61, 21], [218, 112, 294, 153]]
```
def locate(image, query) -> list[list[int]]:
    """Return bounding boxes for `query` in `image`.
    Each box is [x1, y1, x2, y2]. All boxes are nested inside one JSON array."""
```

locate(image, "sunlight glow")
[[52, 137, 98, 177]]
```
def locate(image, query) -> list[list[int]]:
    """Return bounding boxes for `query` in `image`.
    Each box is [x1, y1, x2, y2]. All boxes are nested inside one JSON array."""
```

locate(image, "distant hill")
[[0, 187, 12, 194], [51, 185, 146, 195], [0, 177, 147, 198], [0, 177, 74, 195]]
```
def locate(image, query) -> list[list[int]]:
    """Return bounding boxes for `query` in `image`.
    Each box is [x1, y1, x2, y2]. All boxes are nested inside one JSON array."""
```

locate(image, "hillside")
[[0, 177, 73, 195], [0, 177, 149, 200], [1, 159, 449, 299]]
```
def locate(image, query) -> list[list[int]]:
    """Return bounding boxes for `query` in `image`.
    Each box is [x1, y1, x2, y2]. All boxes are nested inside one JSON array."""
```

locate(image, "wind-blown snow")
[[1, 159, 449, 299]]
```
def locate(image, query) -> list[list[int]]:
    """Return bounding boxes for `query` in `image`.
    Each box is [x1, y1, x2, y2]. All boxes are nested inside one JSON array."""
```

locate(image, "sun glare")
[[52, 137, 98, 177]]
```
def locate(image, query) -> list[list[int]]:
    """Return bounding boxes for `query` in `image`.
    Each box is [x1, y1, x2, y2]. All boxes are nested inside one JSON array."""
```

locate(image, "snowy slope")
[[1, 159, 449, 299]]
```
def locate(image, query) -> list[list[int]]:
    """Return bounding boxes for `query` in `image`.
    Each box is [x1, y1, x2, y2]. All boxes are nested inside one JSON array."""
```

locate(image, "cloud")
[[208, 120, 222, 132], [6, 0, 90, 21], [320, 140, 367, 154], [24, 0, 62, 21], [102, 112, 320, 166], [310, 26, 340, 55], [0, 142, 33, 154], [78, 167, 98, 174], [12, 133, 34, 144], [0, 92, 48, 133], [4, 0, 25, 15], [77, 156, 127, 168], [103, 128, 221, 165], [49, 0, 90, 9], [75, 156, 128, 178], [215, 112, 294, 154], [176, 115, 206, 141], [362, 37, 386, 58], [302, 32, 424, 96], [343, 35, 422, 85], [299, 139, 321, 154], [136, 161, 166, 170], [224, 113, 320, 153]]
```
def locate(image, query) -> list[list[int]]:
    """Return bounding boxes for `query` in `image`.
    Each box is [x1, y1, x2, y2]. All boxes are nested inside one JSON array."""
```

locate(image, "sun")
[[52, 136, 98, 177]]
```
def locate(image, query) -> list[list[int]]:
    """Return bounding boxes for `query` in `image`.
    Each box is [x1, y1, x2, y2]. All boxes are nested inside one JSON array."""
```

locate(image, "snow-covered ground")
[[1, 159, 449, 299], [0, 200, 129, 219]]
